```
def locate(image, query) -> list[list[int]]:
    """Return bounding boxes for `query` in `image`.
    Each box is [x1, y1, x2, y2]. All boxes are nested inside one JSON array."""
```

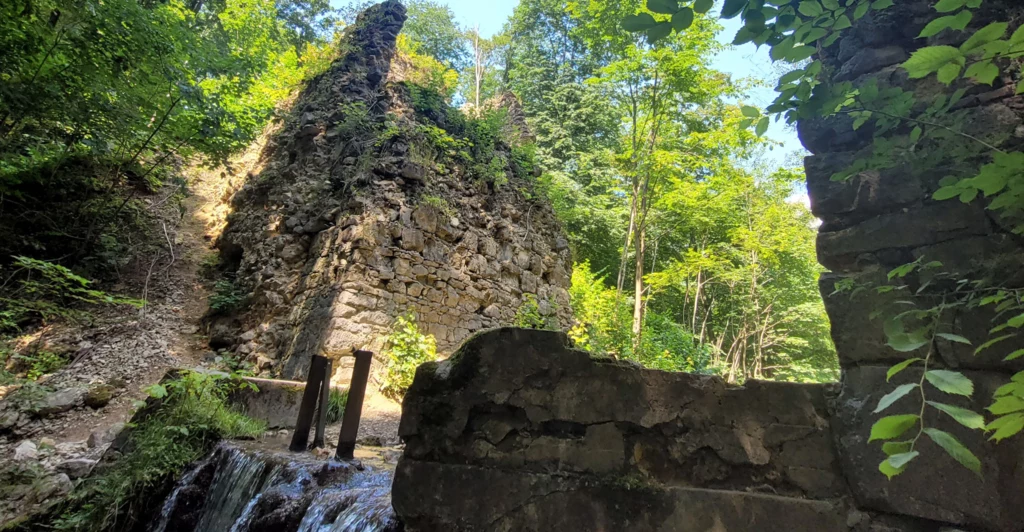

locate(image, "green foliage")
[[420, 194, 456, 219], [208, 279, 246, 315], [16, 350, 68, 381], [380, 313, 437, 399], [325, 387, 349, 424], [515, 294, 557, 330], [0, 256, 141, 330], [400, 0, 471, 70], [47, 371, 265, 531]]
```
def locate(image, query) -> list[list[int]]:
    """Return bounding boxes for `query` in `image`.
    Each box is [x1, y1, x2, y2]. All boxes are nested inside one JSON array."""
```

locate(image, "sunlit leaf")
[[887, 358, 922, 381], [869, 414, 919, 442], [925, 370, 974, 397], [987, 413, 1024, 442], [927, 401, 986, 429]]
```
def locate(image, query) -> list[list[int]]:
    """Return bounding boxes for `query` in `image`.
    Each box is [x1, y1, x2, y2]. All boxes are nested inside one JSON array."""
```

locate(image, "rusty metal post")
[[335, 350, 372, 460], [290, 355, 328, 452], [312, 359, 333, 449]]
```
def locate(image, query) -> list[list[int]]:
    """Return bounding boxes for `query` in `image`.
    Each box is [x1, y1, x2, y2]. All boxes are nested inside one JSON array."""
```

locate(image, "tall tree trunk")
[[473, 28, 482, 110], [631, 215, 646, 354]]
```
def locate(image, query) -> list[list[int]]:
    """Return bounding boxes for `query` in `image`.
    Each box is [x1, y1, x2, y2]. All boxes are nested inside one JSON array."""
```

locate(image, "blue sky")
[[333, 0, 806, 167]]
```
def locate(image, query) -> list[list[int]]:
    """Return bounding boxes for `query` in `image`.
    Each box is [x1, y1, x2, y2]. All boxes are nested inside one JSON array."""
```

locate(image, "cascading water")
[[152, 439, 400, 532]]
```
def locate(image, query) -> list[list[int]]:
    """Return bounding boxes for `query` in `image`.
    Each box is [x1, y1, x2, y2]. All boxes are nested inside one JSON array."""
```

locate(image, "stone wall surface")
[[213, 0, 572, 381], [805, 1, 1024, 531], [394, 328, 985, 532]]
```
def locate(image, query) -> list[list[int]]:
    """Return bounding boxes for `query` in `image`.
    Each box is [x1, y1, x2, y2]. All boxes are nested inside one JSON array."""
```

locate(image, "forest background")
[[0, 0, 839, 385]]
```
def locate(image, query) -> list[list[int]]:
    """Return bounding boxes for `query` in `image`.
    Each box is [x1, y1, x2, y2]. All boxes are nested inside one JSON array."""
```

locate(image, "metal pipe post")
[[335, 350, 373, 460], [289, 355, 328, 452], [312, 359, 333, 449]]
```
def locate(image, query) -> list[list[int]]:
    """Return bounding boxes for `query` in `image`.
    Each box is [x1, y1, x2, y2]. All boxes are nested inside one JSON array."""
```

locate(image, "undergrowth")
[[45, 371, 265, 532], [380, 312, 436, 399], [0, 256, 142, 332], [325, 387, 349, 424]]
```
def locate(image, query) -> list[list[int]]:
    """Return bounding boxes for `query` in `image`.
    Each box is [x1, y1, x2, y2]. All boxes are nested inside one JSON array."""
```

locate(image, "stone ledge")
[[393, 460, 852, 532]]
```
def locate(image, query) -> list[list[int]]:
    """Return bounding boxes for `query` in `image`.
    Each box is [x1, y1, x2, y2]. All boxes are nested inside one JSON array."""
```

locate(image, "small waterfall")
[[153, 440, 399, 532], [194, 445, 279, 532]]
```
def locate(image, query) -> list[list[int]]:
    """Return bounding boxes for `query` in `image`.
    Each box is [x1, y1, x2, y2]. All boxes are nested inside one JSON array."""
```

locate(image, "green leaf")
[[960, 22, 1009, 53], [937, 333, 971, 345], [933, 186, 961, 201], [987, 413, 1024, 442], [693, 0, 714, 14], [919, 11, 973, 38], [869, 414, 919, 442], [887, 358, 923, 381], [927, 401, 987, 429], [936, 62, 962, 85], [146, 384, 168, 399], [1010, 25, 1024, 46], [988, 396, 1024, 415], [854, 1, 870, 19], [647, 0, 679, 15], [623, 13, 659, 32], [787, 45, 816, 62], [1010, 313, 1024, 328], [881, 441, 913, 456], [647, 22, 673, 43], [771, 36, 796, 61], [925, 370, 974, 397], [887, 333, 928, 353], [909, 126, 923, 142], [833, 15, 852, 31], [874, 384, 918, 413], [879, 451, 919, 479], [964, 61, 999, 85], [671, 7, 694, 31], [798, 1, 823, 17], [974, 334, 1015, 355], [933, 0, 966, 12], [741, 105, 760, 118], [903, 46, 964, 79], [1005, 349, 1024, 362], [721, 0, 746, 18], [923, 428, 982, 475], [755, 116, 770, 136]]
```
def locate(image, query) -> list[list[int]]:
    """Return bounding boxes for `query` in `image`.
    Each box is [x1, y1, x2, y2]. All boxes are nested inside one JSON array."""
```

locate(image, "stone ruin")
[[391, 1, 1024, 531], [209, 0, 1024, 529], [214, 0, 572, 381]]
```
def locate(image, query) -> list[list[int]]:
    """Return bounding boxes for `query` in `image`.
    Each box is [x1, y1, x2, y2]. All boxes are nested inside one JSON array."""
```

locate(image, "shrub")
[[0, 256, 142, 331], [48, 371, 265, 531], [380, 313, 437, 399], [420, 194, 456, 219], [208, 279, 246, 315], [515, 294, 557, 330], [16, 350, 68, 381]]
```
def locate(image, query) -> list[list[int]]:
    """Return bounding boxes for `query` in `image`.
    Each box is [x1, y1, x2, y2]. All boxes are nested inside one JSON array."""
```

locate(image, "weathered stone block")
[[832, 366, 1024, 531]]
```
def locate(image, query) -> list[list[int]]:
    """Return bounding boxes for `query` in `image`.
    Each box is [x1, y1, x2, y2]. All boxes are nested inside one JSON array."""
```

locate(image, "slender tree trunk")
[[631, 222, 646, 353]]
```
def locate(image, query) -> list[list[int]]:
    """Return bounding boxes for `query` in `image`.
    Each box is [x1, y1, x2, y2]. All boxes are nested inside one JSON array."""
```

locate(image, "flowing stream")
[[151, 439, 400, 532]]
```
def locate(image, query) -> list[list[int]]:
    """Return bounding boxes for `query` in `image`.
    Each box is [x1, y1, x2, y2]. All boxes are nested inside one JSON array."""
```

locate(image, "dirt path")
[[0, 161, 236, 449]]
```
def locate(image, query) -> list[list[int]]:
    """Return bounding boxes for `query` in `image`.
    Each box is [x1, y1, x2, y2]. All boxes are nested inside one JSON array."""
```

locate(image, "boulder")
[[88, 422, 126, 448], [84, 384, 117, 409], [13, 440, 37, 461], [57, 458, 98, 479], [32, 387, 86, 417]]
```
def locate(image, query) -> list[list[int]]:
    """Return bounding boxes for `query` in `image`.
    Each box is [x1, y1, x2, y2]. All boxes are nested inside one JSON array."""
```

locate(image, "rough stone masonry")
[[214, 0, 572, 381], [392, 1, 1024, 531]]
